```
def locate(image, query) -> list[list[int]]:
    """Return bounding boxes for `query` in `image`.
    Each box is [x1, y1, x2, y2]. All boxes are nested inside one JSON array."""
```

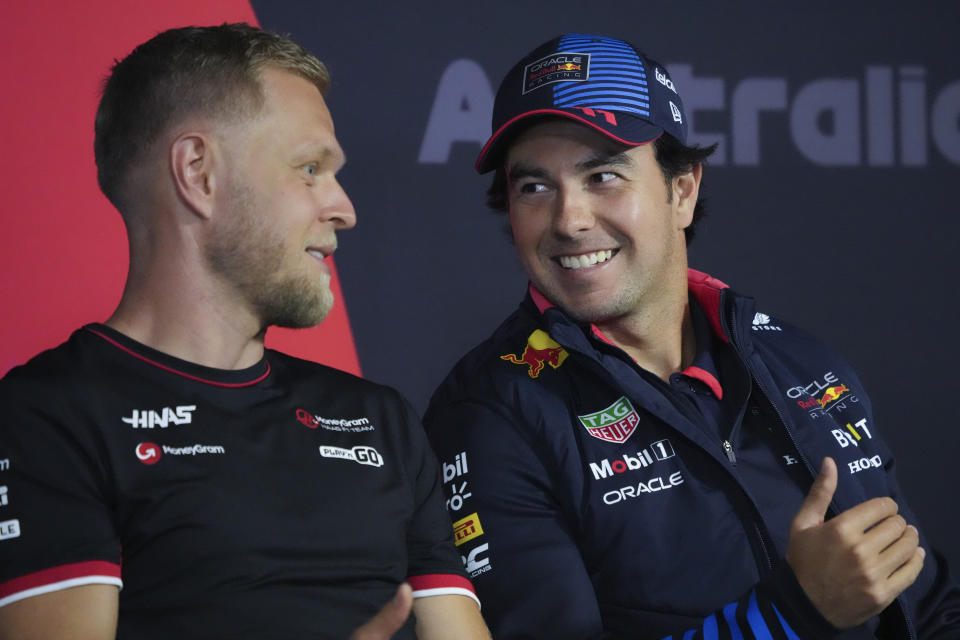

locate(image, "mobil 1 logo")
[[442, 451, 471, 512]]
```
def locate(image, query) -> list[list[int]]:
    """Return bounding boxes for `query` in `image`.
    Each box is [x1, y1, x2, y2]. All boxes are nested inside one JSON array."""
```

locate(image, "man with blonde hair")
[[0, 23, 489, 639]]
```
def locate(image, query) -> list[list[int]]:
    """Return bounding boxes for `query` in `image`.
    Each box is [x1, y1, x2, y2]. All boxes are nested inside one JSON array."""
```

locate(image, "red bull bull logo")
[[818, 384, 850, 408], [501, 330, 569, 378], [556, 63, 581, 71]]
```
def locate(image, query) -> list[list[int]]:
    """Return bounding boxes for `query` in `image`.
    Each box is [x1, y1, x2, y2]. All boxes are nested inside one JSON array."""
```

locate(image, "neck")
[[594, 296, 695, 382], [107, 239, 266, 370]]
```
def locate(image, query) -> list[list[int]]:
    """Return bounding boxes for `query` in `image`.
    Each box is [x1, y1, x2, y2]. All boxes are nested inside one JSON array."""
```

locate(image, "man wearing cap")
[[424, 33, 960, 638], [0, 23, 490, 640]]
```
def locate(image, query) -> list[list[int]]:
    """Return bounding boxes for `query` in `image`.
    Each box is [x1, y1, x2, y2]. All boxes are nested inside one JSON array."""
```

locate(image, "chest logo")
[[452, 512, 484, 547], [500, 330, 569, 379], [578, 396, 641, 444], [135, 442, 162, 465], [319, 445, 383, 468]]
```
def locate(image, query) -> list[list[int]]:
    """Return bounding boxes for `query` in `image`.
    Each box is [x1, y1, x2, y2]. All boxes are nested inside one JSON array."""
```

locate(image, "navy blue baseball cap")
[[476, 33, 687, 173]]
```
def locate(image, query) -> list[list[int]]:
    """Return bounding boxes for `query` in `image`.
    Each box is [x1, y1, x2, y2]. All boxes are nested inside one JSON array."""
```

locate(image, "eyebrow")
[[576, 151, 634, 171], [508, 151, 634, 183], [295, 144, 346, 170]]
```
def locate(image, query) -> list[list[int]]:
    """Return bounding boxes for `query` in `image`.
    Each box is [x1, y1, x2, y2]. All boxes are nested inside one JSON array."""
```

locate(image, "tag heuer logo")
[[578, 397, 640, 444]]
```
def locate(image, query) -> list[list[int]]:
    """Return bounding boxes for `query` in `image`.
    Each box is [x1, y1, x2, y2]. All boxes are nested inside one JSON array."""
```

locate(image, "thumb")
[[792, 457, 838, 532], [350, 583, 413, 640]]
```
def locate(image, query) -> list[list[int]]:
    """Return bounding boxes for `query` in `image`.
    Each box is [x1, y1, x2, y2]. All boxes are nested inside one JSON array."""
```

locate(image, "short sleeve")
[[396, 395, 478, 608], [0, 370, 122, 607]]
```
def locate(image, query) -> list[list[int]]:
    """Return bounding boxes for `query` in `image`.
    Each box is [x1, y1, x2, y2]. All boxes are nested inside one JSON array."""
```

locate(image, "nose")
[[322, 177, 357, 230], [551, 188, 594, 238]]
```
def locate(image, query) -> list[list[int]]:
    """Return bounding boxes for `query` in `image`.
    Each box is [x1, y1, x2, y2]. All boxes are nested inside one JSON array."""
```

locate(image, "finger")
[[885, 546, 926, 596], [858, 513, 908, 556], [834, 497, 901, 535], [792, 457, 838, 532], [349, 583, 413, 640], [876, 525, 921, 576]]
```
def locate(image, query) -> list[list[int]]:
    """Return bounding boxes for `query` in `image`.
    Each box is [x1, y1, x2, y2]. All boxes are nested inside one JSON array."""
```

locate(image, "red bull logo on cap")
[[501, 330, 569, 379]]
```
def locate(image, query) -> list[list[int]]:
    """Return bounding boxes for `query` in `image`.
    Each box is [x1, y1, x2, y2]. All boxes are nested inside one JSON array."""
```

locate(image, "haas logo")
[[136, 442, 162, 465]]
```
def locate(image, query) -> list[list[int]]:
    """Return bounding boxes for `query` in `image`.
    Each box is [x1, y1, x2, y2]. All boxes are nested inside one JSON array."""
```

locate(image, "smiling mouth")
[[557, 249, 615, 270]]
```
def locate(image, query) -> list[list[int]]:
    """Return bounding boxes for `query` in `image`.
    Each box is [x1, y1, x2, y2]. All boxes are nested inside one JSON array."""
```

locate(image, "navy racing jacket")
[[424, 270, 960, 639]]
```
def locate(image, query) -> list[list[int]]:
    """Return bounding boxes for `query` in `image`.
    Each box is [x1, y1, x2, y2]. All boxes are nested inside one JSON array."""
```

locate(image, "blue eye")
[[303, 164, 318, 176]]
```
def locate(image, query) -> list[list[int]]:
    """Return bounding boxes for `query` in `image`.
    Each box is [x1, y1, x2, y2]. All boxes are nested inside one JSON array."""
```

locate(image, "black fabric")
[[0, 324, 466, 639]]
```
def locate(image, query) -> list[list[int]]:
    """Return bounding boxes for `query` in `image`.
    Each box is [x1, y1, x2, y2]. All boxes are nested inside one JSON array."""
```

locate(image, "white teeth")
[[307, 250, 325, 259], [558, 250, 613, 270]]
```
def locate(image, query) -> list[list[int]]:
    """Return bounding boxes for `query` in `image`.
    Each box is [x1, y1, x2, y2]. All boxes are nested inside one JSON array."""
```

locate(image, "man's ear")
[[674, 163, 702, 230], [170, 133, 217, 219]]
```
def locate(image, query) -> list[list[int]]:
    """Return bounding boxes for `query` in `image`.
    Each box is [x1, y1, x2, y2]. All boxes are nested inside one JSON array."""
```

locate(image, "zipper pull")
[[722, 440, 737, 464]]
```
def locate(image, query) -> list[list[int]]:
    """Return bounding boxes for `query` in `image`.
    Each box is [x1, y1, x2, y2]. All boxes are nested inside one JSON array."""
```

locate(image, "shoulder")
[[428, 304, 568, 410], [1, 327, 94, 399], [265, 349, 419, 428]]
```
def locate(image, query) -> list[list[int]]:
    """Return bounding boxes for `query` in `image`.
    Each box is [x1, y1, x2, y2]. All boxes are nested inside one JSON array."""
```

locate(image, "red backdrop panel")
[[0, 1, 361, 377]]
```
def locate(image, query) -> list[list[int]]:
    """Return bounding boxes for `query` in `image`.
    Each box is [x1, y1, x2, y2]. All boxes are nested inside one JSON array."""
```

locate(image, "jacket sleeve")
[[873, 435, 960, 638], [425, 398, 608, 639]]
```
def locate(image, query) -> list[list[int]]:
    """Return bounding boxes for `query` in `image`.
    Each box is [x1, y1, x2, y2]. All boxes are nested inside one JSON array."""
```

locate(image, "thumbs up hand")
[[786, 457, 926, 629]]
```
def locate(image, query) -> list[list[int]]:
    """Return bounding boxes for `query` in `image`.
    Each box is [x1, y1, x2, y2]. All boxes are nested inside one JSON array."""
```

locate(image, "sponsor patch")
[[751, 312, 782, 331], [786, 371, 859, 418], [578, 396, 641, 444], [136, 442, 226, 465], [501, 330, 569, 379], [442, 452, 472, 511], [588, 439, 676, 480], [522, 51, 590, 94], [462, 542, 491, 578], [0, 519, 20, 541], [452, 512, 484, 547], [296, 409, 374, 432], [319, 445, 383, 467], [136, 442, 162, 465], [602, 471, 685, 505], [123, 405, 196, 429]]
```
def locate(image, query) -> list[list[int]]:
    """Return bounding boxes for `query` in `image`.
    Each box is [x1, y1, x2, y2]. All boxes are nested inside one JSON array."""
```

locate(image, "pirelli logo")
[[452, 512, 484, 547]]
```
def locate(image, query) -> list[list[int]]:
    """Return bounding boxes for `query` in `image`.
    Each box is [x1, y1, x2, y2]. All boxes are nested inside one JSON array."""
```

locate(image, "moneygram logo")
[[578, 396, 641, 444], [135, 442, 161, 465], [296, 409, 373, 433], [319, 445, 383, 468], [136, 443, 226, 465]]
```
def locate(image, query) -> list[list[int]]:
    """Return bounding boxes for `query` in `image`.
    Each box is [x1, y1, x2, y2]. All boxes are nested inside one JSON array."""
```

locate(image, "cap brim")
[[475, 108, 664, 174]]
